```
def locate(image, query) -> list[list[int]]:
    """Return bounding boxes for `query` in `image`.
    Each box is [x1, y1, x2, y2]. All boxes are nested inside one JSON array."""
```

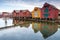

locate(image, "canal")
[[0, 18, 60, 40]]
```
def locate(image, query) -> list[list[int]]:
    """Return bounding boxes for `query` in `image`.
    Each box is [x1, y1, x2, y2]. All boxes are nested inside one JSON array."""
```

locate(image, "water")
[[0, 18, 60, 40]]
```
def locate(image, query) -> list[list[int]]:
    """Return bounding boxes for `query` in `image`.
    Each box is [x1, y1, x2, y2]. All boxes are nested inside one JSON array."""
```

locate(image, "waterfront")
[[0, 18, 60, 40]]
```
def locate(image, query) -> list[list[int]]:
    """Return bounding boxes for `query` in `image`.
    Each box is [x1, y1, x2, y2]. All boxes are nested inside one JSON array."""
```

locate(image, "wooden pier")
[[13, 17, 60, 24]]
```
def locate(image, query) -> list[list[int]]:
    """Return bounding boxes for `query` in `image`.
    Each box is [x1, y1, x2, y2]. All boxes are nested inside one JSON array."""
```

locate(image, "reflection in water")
[[13, 19, 30, 28], [13, 19, 58, 39], [0, 19, 59, 40], [3, 18, 7, 26], [32, 22, 58, 39], [19, 21, 30, 28], [5, 19, 7, 26]]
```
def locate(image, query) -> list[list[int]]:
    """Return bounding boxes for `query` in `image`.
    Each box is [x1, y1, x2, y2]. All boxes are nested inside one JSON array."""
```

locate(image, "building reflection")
[[13, 19, 30, 28], [32, 22, 58, 39], [0, 19, 59, 39], [19, 21, 30, 28], [58, 23, 60, 28], [32, 22, 40, 33]]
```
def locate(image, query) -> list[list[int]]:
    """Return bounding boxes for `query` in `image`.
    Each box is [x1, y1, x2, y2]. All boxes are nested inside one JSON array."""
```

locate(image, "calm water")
[[0, 18, 60, 40]]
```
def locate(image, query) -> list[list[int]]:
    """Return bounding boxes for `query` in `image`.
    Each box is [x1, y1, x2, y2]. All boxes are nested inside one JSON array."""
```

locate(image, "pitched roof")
[[43, 2, 58, 10], [13, 10, 20, 13]]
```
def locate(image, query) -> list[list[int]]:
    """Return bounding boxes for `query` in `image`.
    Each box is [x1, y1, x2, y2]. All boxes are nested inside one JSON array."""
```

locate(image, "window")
[[59, 14, 60, 16], [44, 7, 49, 13], [34, 12, 38, 17]]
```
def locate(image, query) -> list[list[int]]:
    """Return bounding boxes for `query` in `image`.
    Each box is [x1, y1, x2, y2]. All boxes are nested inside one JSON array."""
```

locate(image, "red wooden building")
[[19, 10, 31, 18], [41, 3, 59, 20], [12, 10, 31, 19], [12, 10, 20, 18]]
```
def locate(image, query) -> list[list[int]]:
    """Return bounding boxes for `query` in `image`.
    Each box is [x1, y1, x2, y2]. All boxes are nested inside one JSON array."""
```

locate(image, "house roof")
[[34, 7, 41, 11], [13, 10, 30, 13], [43, 2, 58, 10], [13, 10, 20, 13]]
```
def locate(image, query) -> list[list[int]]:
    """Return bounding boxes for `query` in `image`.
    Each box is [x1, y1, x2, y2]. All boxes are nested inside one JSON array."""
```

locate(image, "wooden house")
[[32, 7, 41, 18], [42, 3, 59, 20]]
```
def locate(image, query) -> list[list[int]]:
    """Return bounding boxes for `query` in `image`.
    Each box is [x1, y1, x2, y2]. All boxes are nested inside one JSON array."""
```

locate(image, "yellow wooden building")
[[32, 7, 41, 18]]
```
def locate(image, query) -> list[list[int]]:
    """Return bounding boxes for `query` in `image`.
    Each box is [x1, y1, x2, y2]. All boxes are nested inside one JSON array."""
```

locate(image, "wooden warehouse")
[[12, 10, 31, 20], [12, 3, 59, 21], [32, 7, 41, 18], [41, 3, 59, 20]]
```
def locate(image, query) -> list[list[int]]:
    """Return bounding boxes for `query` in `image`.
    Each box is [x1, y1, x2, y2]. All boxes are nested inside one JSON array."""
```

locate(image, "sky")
[[0, 0, 60, 12]]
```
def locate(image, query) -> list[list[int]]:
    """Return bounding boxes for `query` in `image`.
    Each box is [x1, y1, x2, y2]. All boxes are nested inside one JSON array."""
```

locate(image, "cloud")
[[0, 1, 46, 12], [0, 0, 60, 12]]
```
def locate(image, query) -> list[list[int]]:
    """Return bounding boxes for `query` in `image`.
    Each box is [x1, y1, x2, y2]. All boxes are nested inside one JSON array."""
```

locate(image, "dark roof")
[[43, 2, 58, 10]]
